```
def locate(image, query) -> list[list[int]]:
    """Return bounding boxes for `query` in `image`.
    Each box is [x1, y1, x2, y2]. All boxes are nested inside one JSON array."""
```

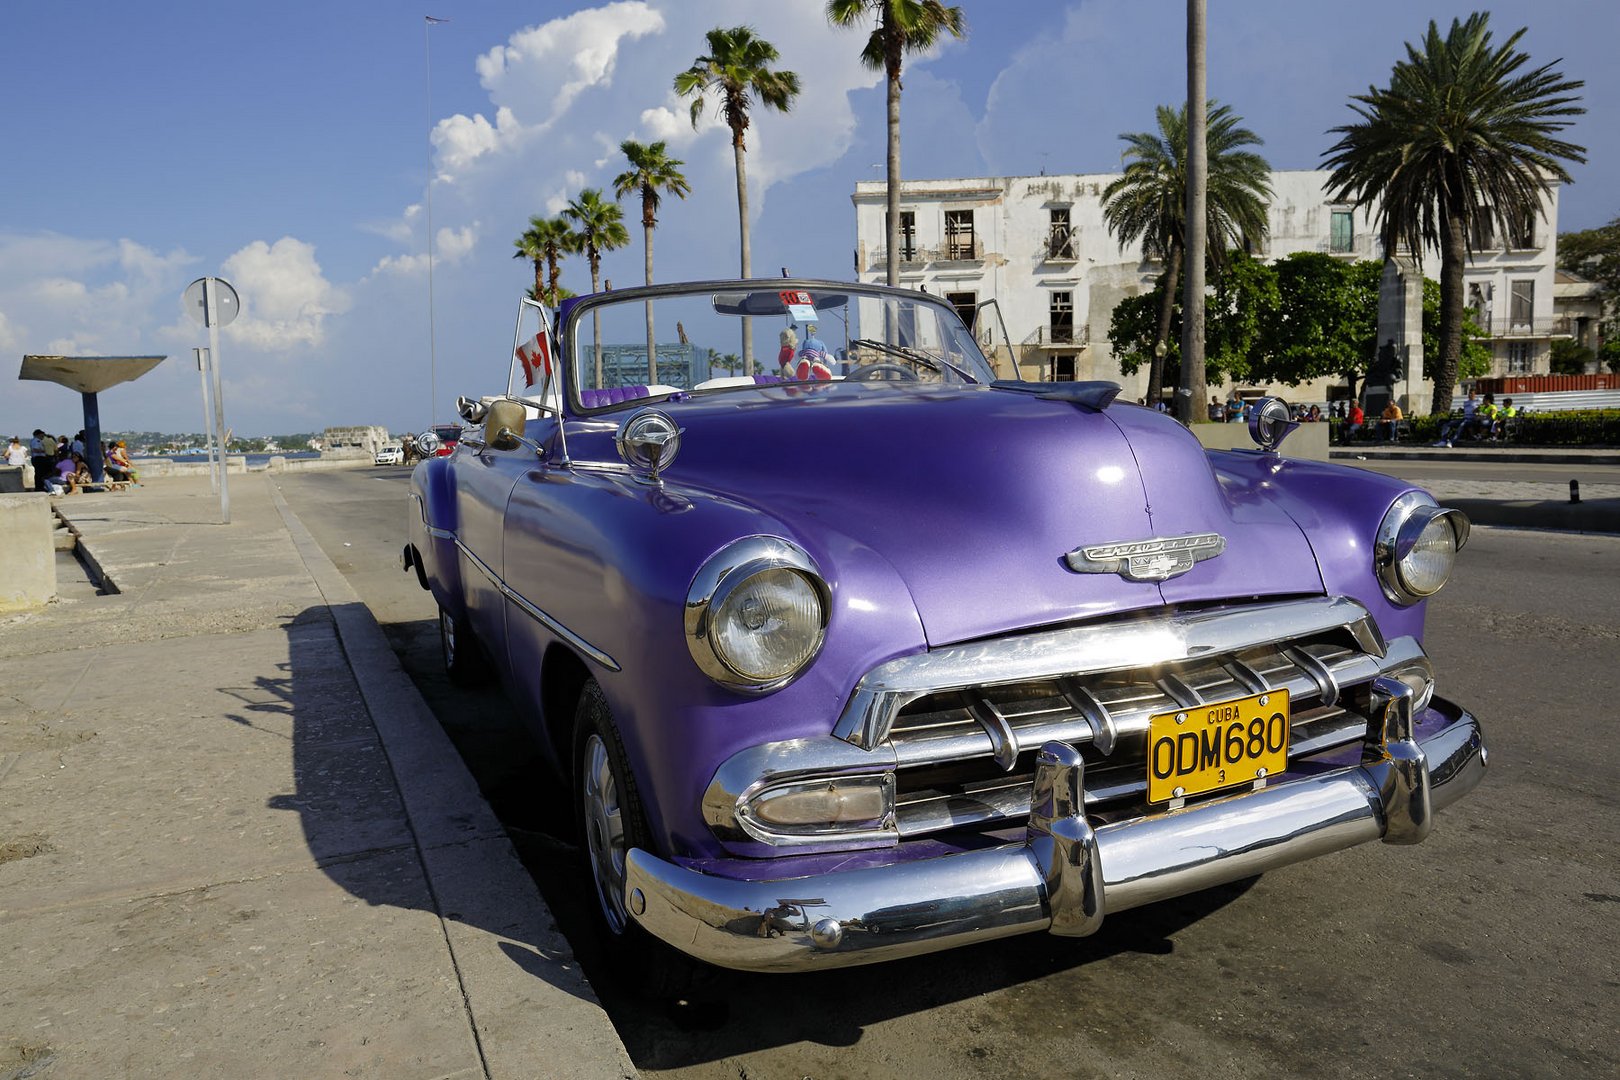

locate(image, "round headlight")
[[687, 537, 829, 692], [1376, 492, 1470, 605]]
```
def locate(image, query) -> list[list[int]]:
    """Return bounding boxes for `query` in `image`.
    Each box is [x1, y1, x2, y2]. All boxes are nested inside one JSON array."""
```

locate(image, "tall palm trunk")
[[590, 258, 604, 387], [532, 260, 544, 301], [885, 65, 902, 287], [1179, 0, 1208, 425], [644, 214, 657, 383], [1434, 212, 1466, 414], [547, 255, 561, 308], [732, 130, 753, 371], [1150, 242, 1182, 405]]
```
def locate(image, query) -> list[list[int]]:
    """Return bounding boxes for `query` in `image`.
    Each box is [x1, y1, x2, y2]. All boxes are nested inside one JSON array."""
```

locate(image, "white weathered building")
[[852, 170, 1564, 412]]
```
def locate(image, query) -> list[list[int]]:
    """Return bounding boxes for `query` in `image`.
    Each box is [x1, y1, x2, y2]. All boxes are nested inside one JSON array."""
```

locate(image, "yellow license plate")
[[1146, 689, 1289, 803]]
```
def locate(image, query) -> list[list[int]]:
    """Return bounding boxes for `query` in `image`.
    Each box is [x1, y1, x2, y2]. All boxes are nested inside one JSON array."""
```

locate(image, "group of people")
[[1207, 396, 1336, 424], [1433, 391, 1517, 447], [5, 429, 139, 495]]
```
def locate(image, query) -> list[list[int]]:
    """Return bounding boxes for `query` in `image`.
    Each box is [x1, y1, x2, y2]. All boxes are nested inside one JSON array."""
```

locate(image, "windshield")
[[567, 282, 994, 411]]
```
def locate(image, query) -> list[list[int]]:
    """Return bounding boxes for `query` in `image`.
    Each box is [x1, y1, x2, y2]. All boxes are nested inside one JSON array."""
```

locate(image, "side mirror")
[[414, 430, 442, 457], [485, 399, 529, 451]]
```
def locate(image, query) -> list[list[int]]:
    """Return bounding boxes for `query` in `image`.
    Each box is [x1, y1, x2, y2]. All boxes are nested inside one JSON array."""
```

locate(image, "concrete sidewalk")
[[0, 476, 634, 1079]]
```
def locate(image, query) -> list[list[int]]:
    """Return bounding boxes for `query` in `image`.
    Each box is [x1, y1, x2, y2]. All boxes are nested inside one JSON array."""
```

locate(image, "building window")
[[1509, 279, 1534, 330], [886, 210, 917, 261], [946, 291, 977, 332], [1051, 354, 1077, 381], [1048, 208, 1075, 259], [1049, 291, 1074, 344], [1507, 342, 1532, 373], [945, 209, 976, 260], [1330, 210, 1354, 253], [1507, 209, 1536, 250], [1471, 211, 1497, 251]]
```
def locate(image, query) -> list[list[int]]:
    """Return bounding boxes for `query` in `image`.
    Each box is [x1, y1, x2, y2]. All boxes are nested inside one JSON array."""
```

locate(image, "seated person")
[[1379, 401, 1403, 440], [106, 440, 136, 483], [1347, 401, 1365, 438]]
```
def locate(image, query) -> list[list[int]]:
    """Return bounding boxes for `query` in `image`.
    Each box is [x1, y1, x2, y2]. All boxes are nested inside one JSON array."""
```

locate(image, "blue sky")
[[3, 0, 1613, 437]]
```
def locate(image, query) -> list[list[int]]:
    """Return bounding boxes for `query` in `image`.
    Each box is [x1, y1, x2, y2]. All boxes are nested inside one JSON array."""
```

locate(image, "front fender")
[[408, 455, 465, 618], [499, 464, 926, 862]]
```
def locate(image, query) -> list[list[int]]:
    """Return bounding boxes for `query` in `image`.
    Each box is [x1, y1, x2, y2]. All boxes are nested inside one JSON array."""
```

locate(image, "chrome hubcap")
[[582, 734, 628, 933]]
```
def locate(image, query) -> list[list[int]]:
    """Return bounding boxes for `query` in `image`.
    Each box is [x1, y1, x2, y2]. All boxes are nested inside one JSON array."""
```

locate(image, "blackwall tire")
[[572, 678, 712, 1000]]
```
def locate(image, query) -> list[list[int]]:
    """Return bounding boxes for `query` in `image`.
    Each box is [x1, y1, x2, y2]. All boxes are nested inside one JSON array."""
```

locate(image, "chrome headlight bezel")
[[686, 536, 830, 693], [1375, 491, 1471, 605]]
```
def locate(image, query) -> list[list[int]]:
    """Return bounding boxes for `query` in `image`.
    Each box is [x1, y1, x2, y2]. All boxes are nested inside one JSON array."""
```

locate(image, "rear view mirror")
[[485, 399, 528, 451]]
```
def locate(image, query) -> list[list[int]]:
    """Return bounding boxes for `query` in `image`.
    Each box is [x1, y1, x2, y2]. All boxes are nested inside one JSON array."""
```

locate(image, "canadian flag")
[[517, 331, 551, 387]]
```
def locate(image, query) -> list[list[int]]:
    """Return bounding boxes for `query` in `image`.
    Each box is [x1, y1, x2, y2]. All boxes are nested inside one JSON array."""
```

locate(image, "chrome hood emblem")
[[1066, 532, 1227, 582]]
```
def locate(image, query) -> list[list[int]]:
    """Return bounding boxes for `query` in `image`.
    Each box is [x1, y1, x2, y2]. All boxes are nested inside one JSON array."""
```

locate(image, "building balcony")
[[1023, 324, 1089, 349], [866, 241, 986, 270], [1475, 315, 1574, 340]]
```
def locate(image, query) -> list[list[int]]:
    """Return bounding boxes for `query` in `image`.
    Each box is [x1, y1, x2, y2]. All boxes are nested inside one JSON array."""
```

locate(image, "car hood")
[[624, 383, 1324, 646]]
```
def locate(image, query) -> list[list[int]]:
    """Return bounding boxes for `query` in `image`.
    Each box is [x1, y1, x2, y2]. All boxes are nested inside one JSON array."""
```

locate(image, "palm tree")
[[1101, 102, 1272, 406], [826, 1, 967, 287], [613, 140, 691, 383], [513, 215, 577, 307], [563, 189, 630, 387], [674, 27, 800, 376], [1323, 13, 1585, 413]]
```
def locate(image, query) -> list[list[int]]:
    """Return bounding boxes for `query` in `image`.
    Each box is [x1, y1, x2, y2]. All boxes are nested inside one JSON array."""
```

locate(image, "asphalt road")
[[275, 465, 1620, 1080]]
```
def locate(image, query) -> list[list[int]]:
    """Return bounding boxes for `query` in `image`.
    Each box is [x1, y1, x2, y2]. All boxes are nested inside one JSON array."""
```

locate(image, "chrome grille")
[[886, 631, 1405, 838]]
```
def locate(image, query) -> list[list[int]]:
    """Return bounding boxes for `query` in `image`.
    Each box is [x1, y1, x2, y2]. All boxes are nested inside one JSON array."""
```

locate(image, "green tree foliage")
[[1323, 12, 1585, 412], [1557, 214, 1620, 336], [1550, 338, 1595, 375], [1249, 254, 1381, 387], [1110, 252, 1489, 394], [827, 1, 967, 286], [1600, 339, 1620, 373], [1204, 253, 1277, 386]]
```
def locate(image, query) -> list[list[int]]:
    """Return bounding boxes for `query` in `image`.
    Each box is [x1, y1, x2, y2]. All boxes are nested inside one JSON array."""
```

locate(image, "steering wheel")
[[845, 362, 920, 382]]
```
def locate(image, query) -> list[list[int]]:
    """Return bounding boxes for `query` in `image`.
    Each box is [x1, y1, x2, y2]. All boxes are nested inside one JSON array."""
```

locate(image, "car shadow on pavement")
[[598, 875, 1259, 1063], [256, 607, 601, 1008]]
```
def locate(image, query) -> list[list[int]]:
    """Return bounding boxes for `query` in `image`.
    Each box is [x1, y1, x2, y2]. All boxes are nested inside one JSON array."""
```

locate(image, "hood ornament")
[[1066, 532, 1226, 582]]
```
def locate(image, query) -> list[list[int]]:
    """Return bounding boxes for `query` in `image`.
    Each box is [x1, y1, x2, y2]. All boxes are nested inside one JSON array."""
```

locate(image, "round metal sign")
[[183, 277, 241, 327]]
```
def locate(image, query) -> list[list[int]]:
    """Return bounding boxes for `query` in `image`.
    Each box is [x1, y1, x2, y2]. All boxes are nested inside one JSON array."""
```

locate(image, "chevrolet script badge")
[[1066, 532, 1226, 582]]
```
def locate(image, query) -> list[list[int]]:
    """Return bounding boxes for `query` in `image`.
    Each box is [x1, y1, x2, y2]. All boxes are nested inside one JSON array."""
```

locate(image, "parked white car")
[[374, 443, 404, 466]]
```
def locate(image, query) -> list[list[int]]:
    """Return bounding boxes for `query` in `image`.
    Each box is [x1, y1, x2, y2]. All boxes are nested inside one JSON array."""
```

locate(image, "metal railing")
[[1473, 315, 1574, 339]]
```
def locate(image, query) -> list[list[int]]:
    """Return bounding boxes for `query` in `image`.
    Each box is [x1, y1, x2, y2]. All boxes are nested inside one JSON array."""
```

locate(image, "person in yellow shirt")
[[1379, 400, 1403, 441]]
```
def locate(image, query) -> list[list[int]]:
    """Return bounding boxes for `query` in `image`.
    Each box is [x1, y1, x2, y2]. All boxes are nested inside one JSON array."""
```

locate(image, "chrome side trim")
[[626, 701, 1485, 972], [454, 538, 620, 672], [408, 492, 457, 541], [836, 596, 1382, 749]]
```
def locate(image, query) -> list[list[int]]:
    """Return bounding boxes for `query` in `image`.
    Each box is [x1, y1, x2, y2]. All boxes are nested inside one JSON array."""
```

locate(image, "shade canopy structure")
[[20, 354, 166, 394], [18, 354, 167, 482]]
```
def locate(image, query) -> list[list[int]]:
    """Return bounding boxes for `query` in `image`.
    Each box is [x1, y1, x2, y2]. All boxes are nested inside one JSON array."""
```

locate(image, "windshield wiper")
[[847, 338, 977, 383]]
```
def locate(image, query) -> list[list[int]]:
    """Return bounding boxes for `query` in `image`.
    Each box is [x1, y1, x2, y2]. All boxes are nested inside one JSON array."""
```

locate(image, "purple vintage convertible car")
[[403, 279, 1484, 984]]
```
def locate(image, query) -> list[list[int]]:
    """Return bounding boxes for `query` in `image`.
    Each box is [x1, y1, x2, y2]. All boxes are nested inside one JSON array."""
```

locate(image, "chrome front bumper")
[[624, 683, 1485, 972]]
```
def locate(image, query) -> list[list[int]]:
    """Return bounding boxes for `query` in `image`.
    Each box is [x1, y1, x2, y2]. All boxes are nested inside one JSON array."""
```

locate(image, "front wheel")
[[573, 679, 712, 999]]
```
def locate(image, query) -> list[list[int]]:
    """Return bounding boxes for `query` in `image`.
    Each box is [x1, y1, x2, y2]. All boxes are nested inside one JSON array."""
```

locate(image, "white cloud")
[[475, 2, 667, 128], [368, 224, 480, 278], [220, 237, 350, 349], [432, 106, 524, 178]]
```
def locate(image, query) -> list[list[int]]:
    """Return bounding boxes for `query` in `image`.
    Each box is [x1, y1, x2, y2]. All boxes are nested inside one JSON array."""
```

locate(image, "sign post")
[[184, 277, 240, 523], [194, 347, 218, 494]]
